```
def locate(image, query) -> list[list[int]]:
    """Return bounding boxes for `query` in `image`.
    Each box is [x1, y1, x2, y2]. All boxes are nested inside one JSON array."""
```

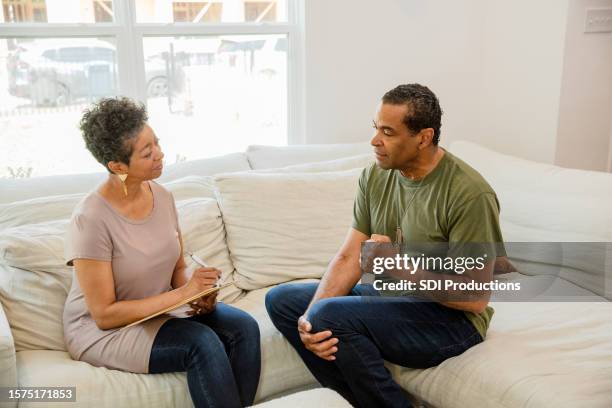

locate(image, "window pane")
[[143, 34, 287, 162], [135, 0, 287, 23], [0, 0, 114, 23], [0, 37, 118, 178]]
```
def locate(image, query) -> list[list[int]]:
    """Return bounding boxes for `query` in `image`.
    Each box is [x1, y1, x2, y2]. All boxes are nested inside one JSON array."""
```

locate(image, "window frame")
[[0, 0, 305, 144]]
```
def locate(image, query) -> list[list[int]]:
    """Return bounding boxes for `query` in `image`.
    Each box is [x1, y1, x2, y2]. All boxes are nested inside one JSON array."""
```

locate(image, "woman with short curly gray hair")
[[63, 97, 261, 407]]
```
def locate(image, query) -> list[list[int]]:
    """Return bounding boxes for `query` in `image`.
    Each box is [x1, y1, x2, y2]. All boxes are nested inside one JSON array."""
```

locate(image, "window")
[[2, 0, 47, 23], [0, 0, 302, 178], [94, 1, 114, 23], [244, 1, 276, 22], [172, 2, 223, 23]]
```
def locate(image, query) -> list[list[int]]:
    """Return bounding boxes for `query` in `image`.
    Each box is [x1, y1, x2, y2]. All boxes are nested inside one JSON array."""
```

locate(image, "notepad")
[[123, 282, 234, 329]]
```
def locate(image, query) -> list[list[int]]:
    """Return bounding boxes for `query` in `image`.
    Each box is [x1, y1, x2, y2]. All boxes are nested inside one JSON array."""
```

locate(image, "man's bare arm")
[[303, 228, 369, 317], [296, 228, 368, 361]]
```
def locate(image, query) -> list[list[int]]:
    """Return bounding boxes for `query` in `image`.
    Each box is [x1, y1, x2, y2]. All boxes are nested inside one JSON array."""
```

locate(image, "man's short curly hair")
[[382, 84, 443, 145], [79, 97, 148, 173]]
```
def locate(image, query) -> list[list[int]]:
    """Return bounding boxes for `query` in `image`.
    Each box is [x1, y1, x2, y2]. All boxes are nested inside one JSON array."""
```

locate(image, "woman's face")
[[126, 124, 165, 180]]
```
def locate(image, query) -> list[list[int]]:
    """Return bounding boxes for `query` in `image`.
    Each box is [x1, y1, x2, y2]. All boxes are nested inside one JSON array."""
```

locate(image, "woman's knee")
[[235, 309, 260, 344], [185, 325, 225, 363], [216, 305, 260, 337]]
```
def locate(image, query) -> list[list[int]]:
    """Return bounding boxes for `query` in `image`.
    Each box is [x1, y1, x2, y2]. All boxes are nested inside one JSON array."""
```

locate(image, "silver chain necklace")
[[395, 172, 426, 244]]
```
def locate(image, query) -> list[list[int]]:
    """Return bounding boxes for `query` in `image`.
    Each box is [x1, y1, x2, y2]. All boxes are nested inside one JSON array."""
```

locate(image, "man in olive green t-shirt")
[[266, 84, 506, 408]]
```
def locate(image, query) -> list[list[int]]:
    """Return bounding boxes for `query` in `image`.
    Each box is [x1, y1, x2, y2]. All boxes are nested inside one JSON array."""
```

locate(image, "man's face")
[[370, 103, 422, 170]]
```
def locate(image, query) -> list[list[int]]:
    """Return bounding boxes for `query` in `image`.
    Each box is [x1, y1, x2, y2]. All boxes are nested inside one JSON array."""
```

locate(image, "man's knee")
[[265, 283, 315, 323], [308, 298, 347, 333], [265, 284, 290, 319]]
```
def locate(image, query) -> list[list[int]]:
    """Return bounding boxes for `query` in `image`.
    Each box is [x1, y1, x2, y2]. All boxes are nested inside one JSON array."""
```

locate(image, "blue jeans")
[[265, 283, 483, 408], [149, 303, 261, 408]]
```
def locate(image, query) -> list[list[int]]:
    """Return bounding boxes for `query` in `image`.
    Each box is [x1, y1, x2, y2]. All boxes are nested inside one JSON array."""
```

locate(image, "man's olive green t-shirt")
[[352, 150, 505, 339]]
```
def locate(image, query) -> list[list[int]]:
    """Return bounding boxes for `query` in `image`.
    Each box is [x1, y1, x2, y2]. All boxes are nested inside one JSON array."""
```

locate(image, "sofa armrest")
[[0, 300, 17, 407]]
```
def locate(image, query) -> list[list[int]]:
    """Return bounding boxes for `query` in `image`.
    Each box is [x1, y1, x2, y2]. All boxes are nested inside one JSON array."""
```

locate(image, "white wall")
[[554, 0, 612, 172], [303, 0, 485, 149], [303, 0, 576, 166], [477, 0, 569, 164]]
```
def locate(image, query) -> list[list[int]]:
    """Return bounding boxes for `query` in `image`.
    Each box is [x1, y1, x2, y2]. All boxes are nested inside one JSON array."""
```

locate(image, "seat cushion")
[[231, 283, 317, 400], [15, 282, 318, 407], [254, 388, 350, 407], [15, 279, 611, 407], [390, 301, 612, 408], [16, 350, 191, 408]]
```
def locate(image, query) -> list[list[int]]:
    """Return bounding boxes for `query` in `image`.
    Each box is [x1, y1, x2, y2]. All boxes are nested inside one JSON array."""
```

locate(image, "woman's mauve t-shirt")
[[63, 180, 181, 373]]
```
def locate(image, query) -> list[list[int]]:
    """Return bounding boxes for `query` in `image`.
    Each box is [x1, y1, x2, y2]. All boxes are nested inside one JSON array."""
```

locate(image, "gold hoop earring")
[[118, 173, 128, 196]]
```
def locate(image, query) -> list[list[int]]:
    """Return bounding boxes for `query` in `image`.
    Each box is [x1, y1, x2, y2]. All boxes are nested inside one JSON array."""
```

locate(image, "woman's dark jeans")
[[149, 303, 261, 408]]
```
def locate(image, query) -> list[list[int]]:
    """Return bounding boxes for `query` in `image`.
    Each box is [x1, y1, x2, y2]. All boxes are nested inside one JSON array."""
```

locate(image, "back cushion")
[[174, 198, 242, 303], [449, 141, 612, 298], [214, 169, 362, 290], [0, 194, 84, 231], [0, 221, 71, 351], [246, 143, 371, 169], [0, 198, 240, 351], [255, 154, 373, 174], [0, 176, 215, 231], [0, 152, 249, 204], [0, 172, 106, 205], [158, 152, 250, 181]]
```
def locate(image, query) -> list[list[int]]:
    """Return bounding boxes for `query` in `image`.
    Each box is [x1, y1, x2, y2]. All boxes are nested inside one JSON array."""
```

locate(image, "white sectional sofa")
[[1, 141, 611, 408]]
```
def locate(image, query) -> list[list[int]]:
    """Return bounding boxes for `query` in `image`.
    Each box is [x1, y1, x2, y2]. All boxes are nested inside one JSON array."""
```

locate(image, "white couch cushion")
[[449, 141, 612, 242], [231, 283, 317, 400], [214, 169, 362, 290], [0, 194, 83, 231], [158, 152, 250, 181], [15, 292, 611, 408], [175, 198, 242, 304], [391, 301, 612, 408], [246, 143, 371, 170], [0, 176, 215, 231], [16, 350, 191, 408], [0, 198, 240, 352], [254, 388, 349, 407], [0, 152, 249, 204], [255, 154, 373, 174], [0, 221, 71, 352], [0, 173, 106, 205], [449, 141, 612, 299], [15, 282, 318, 407]]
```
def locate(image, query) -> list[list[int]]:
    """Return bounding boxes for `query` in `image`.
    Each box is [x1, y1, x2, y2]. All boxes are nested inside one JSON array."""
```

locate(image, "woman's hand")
[[187, 291, 218, 316], [181, 267, 221, 298]]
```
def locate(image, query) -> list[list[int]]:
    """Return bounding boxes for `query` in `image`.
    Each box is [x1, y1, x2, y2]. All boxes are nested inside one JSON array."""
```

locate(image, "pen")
[[187, 251, 209, 268], [187, 252, 220, 288]]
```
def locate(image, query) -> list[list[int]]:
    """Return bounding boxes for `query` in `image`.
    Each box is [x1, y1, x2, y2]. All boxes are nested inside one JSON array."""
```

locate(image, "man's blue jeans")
[[265, 283, 483, 408], [149, 303, 261, 408]]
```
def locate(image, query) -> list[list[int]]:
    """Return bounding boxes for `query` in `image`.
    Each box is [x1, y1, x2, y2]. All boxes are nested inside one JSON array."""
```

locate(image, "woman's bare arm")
[[74, 257, 218, 330]]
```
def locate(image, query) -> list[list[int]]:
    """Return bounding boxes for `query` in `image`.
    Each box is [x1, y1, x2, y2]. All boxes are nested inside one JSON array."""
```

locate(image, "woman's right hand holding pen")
[[181, 267, 221, 298]]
